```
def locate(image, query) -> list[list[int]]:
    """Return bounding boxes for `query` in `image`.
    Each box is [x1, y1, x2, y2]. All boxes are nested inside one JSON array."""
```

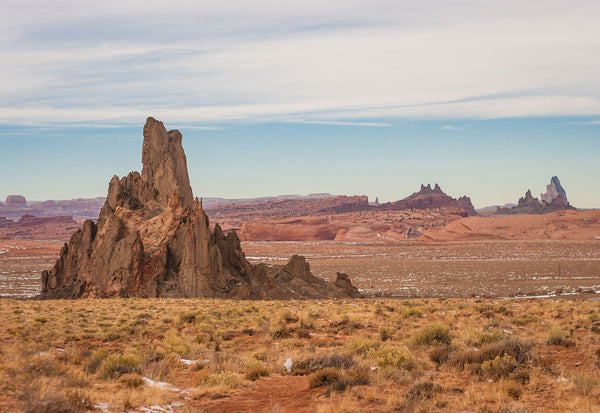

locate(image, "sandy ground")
[[2, 238, 599, 300]]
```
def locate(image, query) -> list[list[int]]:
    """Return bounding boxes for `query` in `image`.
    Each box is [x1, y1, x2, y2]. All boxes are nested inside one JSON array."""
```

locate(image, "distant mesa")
[[41, 117, 360, 299], [5, 195, 26, 206], [497, 176, 575, 215]]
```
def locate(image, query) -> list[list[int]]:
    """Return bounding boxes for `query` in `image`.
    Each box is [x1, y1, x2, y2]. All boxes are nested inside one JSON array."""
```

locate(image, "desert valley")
[[1, 118, 599, 413]]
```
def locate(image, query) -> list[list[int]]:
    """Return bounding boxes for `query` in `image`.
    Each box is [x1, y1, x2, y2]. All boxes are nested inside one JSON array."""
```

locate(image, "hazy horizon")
[[2, 1, 599, 208]]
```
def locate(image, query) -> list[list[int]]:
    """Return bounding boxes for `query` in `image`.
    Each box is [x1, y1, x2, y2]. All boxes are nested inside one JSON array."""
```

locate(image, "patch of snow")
[[284, 358, 293, 372]]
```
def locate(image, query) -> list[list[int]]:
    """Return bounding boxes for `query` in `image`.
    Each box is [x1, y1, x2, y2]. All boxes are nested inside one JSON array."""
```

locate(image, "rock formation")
[[497, 190, 575, 214], [497, 179, 575, 215], [540, 176, 569, 206], [41, 117, 360, 299], [0, 216, 13, 228], [381, 184, 477, 216], [5, 195, 26, 206]]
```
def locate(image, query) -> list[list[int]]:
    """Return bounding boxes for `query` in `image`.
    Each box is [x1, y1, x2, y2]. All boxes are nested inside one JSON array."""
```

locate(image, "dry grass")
[[0, 297, 599, 411]]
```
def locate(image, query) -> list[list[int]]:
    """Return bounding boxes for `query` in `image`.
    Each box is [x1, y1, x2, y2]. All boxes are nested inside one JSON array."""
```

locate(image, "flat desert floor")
[[243, 240, 600, 299], [1, 239, 599, 300]]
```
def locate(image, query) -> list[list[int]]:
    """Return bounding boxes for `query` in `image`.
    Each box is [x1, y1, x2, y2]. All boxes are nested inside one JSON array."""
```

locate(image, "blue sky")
[[1, 0, 599, 208]]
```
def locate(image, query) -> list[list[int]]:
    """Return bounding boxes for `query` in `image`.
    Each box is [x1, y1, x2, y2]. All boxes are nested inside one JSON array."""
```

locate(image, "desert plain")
[[1, 217, 600, 412]]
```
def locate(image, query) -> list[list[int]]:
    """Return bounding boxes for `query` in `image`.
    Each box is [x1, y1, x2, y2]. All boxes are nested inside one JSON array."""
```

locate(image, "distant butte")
[[379, 184, 477, 216], [41, 117, 360, 299]]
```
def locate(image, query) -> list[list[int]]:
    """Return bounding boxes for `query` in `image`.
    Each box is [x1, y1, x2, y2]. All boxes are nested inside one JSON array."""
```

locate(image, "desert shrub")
[[403, 308, 423, 319], [179, 311, 196, 324], [23, 353, 67, 378], [164, 330, 191, 356], [429, 344, 454, 365], [512, 314, 539, 326], [405, 381, 443, 400], [462, 327, 503, 347], [309, 368, 340, 389], [345, 337, 379, 355], [308, 367, 369, 392], [142, 359, 170, 381], [205, 371, 244, 389], [100, 354, 141, 379], [506, 385, 522, 399], [245, 362, 269, 381], [293, 352, 355, 374], [270, 325, 290, 339], [379, 327, 393, 342], [119, 373, 144, 387], [297, 327, 311, 339], [548, 327, 574, 346], [414, 322, 451, 346], [252, 349, 268, 362], [279, 309, 298, 323], [449, 338, 532, 371], [375, 345, 416, 370], [481, 355, 519, 379], [85, 349, 108, 374], [22, 388, 92, 413], [573, 374, 596, 396]]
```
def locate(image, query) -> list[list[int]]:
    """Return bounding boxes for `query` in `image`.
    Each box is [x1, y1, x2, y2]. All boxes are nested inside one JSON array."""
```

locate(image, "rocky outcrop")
[[541, 176, 569, 206], [41, 117, 360, 299], [381, 184, 477, 216], [267, 255, 362, 299], [0, 216, 13, 228], [5, 195, 26, 206], [497, 182, 575, 215]]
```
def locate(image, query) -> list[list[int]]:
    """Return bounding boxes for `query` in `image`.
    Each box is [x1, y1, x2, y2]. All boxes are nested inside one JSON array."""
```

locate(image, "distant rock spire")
[[540, 176, 568, 206]]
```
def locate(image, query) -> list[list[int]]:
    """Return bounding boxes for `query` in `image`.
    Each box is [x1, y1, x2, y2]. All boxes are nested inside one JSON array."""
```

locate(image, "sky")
[[1, 0, 599, 208]]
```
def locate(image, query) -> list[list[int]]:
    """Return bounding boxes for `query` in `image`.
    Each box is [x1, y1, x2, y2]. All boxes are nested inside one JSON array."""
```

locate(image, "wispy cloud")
[[285, 119, 391, 127], [1, 1, 600, 126], [440, 126, 465, 130]]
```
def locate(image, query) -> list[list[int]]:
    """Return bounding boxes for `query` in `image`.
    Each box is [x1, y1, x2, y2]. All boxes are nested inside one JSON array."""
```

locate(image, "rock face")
[[381, 184, 477, 216], [5, 195, 26, 206], [541, 176, 569, 206], [41, 117, 360, 299]]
